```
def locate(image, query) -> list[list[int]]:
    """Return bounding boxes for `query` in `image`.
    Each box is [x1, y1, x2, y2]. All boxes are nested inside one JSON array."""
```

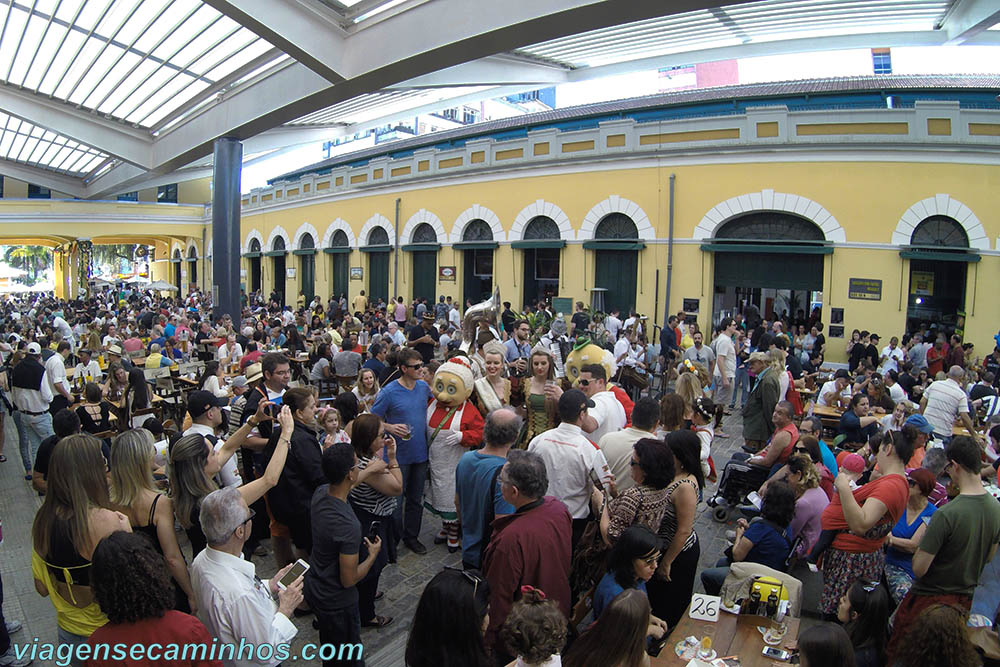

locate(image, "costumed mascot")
[[564, 337, 634, 425], [425, 356, 485, 552]]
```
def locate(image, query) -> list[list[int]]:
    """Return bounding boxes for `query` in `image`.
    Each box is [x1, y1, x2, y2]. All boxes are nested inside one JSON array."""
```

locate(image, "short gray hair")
[[922, 447, 949, 477], [484, 408, 523, 448], [149, 343, 161, 353], [505, 449, 547, 499], [200, 487, 248, 546]]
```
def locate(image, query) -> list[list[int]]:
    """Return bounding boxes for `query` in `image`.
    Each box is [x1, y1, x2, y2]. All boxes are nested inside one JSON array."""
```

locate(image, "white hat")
[[437, 356, 474, 390], [26, 342, 41, 355]]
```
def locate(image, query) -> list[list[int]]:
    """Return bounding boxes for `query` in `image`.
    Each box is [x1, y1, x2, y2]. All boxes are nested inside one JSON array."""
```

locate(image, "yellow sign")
[[911, 271, 934, 296]]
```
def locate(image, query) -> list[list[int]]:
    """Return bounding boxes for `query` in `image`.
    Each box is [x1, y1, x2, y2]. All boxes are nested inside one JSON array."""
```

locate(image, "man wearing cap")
[[528, 388, 602, 548], [106, 344, 134, 371], [406, 313, 439, 364], [742, 351, 781, 452], [12, 342, 54, 476], [184, 390, 243, 488], [818, 369, 852, 409], [921, 365, 981, 445], [902, 415, 934, 468]]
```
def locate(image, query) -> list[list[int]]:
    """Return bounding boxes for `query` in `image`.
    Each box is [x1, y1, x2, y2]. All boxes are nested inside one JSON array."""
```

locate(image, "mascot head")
[[431, 356, 475, 405], [564, 337, 617, 387]]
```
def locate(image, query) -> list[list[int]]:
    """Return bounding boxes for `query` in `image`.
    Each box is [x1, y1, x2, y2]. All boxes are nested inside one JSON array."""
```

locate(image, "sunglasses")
[[578, 379, 591, 386], [444, 566, 483, 598], [793, 447, 809, 454], [404, 363, 424, 370], [232, 508, 256, 536]]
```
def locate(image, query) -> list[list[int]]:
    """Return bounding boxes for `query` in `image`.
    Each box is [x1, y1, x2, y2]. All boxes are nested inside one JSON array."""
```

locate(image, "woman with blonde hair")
[[110, 429, 196, 613], [674, 370, 702, 427], [517, 346, 561, 447], [32, 434, 131, 661], [169, 401, 292, 557], [352, 367, 380, 412], [479, 340, 511, 414], [102, 362, 127, 400]]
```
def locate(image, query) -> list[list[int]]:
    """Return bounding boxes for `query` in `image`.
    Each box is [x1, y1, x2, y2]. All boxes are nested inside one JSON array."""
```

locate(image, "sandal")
[[362, 615, 393, 628]]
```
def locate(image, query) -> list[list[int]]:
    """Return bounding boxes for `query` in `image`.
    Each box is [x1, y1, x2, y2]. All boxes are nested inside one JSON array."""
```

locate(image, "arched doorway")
[[590, 213, 641, 315], [187, 246, 198, 289], [903, 216, 975, 334], [269, 236, 286, 305], [297, 234, 316, 304], [248, 238, 262, 293], [707, 212, 827, 324], [409, 223, 438, 304], [365, 227, 390, 304], [172, 249, 182, 291], [459, 219, 495, 306], [326, 230, 350, 300], [516, 216, 562, 308]]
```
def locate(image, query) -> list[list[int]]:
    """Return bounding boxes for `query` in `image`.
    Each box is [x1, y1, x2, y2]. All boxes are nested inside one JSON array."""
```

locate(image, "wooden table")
[[653, 609, 800, 667]]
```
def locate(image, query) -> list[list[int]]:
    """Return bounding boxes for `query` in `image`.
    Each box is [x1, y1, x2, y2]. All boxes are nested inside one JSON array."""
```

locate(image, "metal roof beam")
[[201, 0, 349, 84], [385, 55, 569, 89], [0, 158, 86, 197], [0, 85, 152, 168], [940, 0, 1000, 44]]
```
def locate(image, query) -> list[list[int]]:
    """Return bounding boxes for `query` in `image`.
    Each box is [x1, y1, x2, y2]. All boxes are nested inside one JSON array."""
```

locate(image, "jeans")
[[56, 626, 89, 667], [18, 411, 53, 472], [700, 557, 732, 596], [392, 461, 428, 542], [731, 365, 750, 408], [315, 606, 364, 667]]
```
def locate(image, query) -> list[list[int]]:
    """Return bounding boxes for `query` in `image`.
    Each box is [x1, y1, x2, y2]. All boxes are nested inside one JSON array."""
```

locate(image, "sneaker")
[[0, 647, 31, 667], [5, 620, 22, 634]]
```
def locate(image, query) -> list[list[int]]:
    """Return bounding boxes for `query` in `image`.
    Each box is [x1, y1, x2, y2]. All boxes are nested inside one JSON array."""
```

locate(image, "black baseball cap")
[[187, 390, 229, 419], [834, 369, 850, 380], [560, 388, 595, 417]]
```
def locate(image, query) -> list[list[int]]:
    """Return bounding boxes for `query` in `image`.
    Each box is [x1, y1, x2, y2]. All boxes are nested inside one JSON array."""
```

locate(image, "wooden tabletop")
[[654, 609, 800, 667]]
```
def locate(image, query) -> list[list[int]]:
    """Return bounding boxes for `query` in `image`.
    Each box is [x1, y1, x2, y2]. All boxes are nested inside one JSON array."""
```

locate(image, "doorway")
[[460, 219, 494, 306], [904, 216, 972, 335], [270, 236, 286, 306], [519, 216, 561, 307], [298, 234, 315, 304]]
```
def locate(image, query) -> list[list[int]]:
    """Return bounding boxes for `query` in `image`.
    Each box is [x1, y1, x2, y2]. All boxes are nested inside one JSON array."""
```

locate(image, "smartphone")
[[746, 491, 763, 509], [368, 520, 381, 541], [646, 635, 668, 658], [762, 647, 791, 661], [276, 558, 310, 590]]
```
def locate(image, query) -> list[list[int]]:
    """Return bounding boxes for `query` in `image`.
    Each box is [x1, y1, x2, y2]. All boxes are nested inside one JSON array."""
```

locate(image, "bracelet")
[[278, 438, 291, 446], [247, 419, 259, 427], [387, 464, 399, 469]]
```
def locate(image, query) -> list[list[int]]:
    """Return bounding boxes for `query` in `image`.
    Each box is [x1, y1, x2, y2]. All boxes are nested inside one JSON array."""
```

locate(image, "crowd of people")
[[0, 286, 998, 667]]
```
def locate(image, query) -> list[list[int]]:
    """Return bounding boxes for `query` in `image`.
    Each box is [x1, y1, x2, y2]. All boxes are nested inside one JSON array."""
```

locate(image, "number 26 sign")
[[689, 594, 720, 622]]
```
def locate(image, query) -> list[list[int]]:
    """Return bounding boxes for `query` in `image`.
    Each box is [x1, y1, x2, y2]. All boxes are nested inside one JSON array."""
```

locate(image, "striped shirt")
[[348, 456, 396, 516], [657, 477, 699, 552]]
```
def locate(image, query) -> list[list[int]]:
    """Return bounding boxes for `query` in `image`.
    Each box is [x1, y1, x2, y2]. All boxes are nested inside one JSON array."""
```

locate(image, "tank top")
[[132, 493, 162, 553], [46, 518, 91, 586], [348, 456, 396, 516], [658, 478, 699, 552]]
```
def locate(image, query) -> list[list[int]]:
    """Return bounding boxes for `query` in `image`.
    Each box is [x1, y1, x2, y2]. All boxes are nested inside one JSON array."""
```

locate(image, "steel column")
[[212, 137, 243, 329]]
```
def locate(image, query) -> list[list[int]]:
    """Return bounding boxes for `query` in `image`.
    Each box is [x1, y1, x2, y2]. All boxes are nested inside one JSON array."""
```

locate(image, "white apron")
[[426, 399, 467, 518]]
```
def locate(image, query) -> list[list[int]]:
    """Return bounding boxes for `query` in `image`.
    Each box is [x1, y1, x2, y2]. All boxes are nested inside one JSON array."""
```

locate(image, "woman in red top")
[[87, 531, 220, 667], [817, 430, 912, 618]]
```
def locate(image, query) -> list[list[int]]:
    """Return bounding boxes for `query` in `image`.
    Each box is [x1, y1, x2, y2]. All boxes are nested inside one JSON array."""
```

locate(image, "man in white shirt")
[[73, 349, 102, 383], [12, 342, 54, 473], [184, 390, 243, 488], [598, 397, 659, 494], [577, 364, 626, 446], [52, 313, 74, 350], [45, 341, 74, 415], [921, 365, 979, 443], [604, 308, 623, 342], [191, 487, 302, 667], [218, 334, 244, 366], [818, 369, 852, 409], [528, 389, 600, 547], [713, 317, 738, 408], [386, 321, 406, 347], [448, 303, 462, 330], [879, 336, 905, 374]]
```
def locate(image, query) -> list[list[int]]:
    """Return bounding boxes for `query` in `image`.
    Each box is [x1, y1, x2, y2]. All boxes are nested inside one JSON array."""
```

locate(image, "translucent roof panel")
[[287, 86, 494, 126], [0, 112, 109, 175], [517, 0, 952, 68], [0, 0, 284, 129]]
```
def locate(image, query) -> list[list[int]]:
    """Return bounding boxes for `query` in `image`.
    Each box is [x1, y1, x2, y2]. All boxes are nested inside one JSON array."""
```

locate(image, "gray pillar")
[[212, 137, 243, 329]]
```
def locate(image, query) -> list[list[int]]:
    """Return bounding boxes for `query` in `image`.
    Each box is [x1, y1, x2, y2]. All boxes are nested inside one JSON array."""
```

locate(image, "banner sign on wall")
[[848, 278, 882, 301]]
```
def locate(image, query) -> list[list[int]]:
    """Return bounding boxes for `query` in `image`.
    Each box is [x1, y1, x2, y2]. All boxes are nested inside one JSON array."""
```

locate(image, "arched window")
[[715, 212, 824, 241], [173, 249, 181, 260], [249, 238, 261, 253], [331, 230, 349, 247], [299, 234, 315, 250], [910, 216, 968, 248], [595, 213, 639, 239], [462, 219, 493, 242], [188, 246, 197, 258], [524, 216, 560, 240], [413, 223, 437, 244], [367, 227, 389, 246], [272, 236, 285, 252]]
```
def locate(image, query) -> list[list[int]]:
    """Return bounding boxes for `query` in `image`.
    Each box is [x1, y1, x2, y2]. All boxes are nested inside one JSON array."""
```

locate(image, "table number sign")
[[688, 594, 720, 622]]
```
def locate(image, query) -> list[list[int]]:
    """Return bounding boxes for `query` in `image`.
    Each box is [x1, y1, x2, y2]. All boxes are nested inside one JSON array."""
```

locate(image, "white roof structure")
[[0, 0, 996, 199]]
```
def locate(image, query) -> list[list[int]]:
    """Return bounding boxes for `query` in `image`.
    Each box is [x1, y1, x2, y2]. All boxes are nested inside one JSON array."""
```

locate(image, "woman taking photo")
[[348, 413, 402, 627], [406, 568, 491, 667], [110, 429, 196, 614], [169, 402, 292, 556], [87, 531, 217, 667], [352, 368, 380, 413], [837, 579, 890, 667], [818, 430, 910, 620], [648, 429, 704, 628], [883, 468, 937, 604], [265, 387, 328, 555], [32, 434, 131, 662], [517, 348, 560, 446], [563, 589, 663, 667]]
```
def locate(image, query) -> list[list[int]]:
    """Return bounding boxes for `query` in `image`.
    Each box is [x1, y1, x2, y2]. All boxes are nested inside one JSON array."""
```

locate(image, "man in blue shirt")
[[371, 348, 432, 555], [800, 415, 837, 476], [363, 342, 387, 378], [456, 407, 520, 570]]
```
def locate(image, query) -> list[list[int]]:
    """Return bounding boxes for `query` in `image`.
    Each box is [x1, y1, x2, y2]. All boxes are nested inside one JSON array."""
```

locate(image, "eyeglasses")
[[232, 509, 256, 536], [444, 566, 483, 598], [404, 363, 424, 370]]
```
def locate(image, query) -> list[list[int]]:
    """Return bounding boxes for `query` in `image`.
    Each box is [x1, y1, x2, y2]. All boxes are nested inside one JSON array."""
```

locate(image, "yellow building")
[[238, 78, 1000, 363]]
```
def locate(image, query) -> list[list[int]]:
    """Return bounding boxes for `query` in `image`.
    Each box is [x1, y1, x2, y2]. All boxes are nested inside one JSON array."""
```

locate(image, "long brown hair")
[[32, 434, 112, 557], [168, 434, 217, 529], [562, 589, 650, 667]]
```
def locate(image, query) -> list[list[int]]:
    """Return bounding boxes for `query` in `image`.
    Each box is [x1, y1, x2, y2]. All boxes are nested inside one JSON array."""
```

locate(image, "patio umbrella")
[[147, 280, 179, 292]]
